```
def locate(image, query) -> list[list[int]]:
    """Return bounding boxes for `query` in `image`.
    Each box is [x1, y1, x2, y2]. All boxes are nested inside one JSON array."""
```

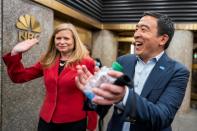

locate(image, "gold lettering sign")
[[16, 14, 41, 41]]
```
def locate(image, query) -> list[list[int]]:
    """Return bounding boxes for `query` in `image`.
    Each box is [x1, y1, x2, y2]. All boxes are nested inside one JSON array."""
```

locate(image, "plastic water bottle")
[[83, 61, 123, 100]]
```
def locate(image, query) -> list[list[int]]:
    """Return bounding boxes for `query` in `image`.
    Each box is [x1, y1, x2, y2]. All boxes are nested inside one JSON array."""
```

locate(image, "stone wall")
[[1, 0, 53, 131], [167, 30, 193, 113]]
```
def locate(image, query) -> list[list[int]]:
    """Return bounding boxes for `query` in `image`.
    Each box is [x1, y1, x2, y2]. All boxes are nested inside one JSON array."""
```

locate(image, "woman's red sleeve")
[[2, 52, 43, 83]]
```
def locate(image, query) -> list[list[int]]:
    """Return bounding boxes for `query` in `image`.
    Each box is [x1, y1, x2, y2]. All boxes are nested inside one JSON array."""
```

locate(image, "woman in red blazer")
[[3, 23, 97, 131]]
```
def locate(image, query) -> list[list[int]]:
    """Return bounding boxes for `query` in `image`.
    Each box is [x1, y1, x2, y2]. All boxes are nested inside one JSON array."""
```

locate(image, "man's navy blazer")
[[106, 52, 190, 131]]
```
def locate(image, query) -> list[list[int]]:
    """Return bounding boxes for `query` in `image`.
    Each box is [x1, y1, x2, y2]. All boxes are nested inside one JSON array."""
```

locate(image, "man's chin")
[[135, 51, 141, 56]]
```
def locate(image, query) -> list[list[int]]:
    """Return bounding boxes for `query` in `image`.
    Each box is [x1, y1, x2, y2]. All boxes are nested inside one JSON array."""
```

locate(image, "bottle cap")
[[112, 61, 123, 72]]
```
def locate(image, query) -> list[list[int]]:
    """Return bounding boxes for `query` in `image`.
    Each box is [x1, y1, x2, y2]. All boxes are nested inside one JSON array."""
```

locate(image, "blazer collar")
[[123, 55, 137, 82], [140, 52, 174, 97]]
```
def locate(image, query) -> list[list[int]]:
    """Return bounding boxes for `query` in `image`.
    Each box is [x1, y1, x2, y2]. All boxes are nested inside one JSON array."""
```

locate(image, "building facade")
[[1, 0, 197, 131]]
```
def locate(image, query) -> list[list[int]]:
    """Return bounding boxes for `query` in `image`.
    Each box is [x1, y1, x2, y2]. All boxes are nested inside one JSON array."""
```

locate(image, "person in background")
[[75, 11, 190, 131], [84, 44, 102, 68], [3, 23, 97, 131]]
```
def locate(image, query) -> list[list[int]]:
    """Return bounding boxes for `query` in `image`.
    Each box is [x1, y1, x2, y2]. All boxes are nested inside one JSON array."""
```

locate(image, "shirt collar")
[[155, 51, 164, 61], [136, 51, 164, 63]]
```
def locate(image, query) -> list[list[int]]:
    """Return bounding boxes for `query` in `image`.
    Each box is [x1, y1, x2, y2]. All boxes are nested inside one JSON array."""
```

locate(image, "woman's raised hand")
[[11, 38, 39, 55], [75, 65, 93, 91]]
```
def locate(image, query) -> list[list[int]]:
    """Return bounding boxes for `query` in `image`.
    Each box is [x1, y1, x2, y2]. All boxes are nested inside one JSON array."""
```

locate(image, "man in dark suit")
[[76, 11, 190, 131]]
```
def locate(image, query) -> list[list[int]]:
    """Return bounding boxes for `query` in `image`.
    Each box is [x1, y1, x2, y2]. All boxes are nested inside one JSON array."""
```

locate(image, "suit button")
[[126, 116, 130, 121], [130, 119, 136, 124], [117, 109, 122, 114], [127, 116, 136, 124]]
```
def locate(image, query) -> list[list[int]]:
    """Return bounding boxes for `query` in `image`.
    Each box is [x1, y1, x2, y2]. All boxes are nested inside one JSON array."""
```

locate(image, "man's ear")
[[159, 34, 169, 46]]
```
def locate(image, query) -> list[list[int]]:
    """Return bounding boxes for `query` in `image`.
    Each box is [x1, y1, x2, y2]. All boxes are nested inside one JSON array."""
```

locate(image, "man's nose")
[[134, 30, 140, 39]]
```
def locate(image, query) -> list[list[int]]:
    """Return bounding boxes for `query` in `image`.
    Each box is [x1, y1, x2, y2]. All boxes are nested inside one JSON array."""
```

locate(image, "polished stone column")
[[2, 0, 53, 130], [167, 30, 193, 130], [92, 30, 118, 67], [92, 30, 118, 131], [0, 0, 2, 128], [167, 30, 193, 113]]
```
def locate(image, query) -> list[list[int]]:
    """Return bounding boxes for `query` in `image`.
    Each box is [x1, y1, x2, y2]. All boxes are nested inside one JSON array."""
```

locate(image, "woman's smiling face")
[[54, 30, 75, 55]]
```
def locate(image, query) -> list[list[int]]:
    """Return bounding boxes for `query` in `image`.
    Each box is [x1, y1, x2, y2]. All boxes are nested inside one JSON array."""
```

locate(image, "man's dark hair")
[[143, 11, 175, 49]]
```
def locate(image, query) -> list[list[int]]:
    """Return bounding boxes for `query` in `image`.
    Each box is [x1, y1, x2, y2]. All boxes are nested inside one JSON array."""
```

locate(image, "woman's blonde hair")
[[40, 23, 88, 68]]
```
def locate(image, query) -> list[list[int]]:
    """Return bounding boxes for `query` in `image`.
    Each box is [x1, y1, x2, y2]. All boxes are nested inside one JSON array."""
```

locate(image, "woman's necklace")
[[59, 60, 66, 67], [58, 60, 67, 75]]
